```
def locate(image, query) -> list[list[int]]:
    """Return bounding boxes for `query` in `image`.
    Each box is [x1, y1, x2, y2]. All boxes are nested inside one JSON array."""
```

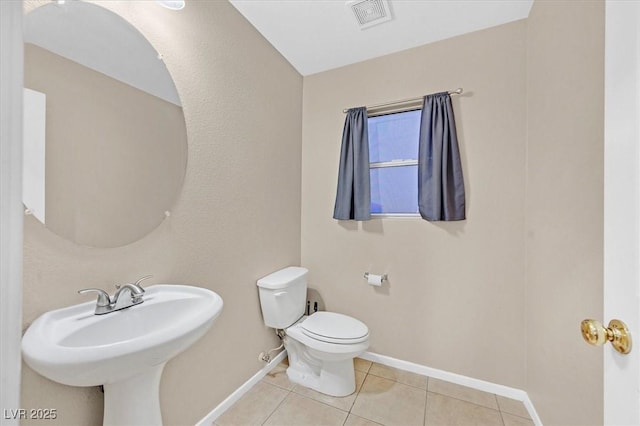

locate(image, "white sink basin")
[[22, 284, 223, 425]]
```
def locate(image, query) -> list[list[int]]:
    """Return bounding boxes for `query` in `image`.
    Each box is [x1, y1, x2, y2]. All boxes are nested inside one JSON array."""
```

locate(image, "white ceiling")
[[228, 0, 534, 76]]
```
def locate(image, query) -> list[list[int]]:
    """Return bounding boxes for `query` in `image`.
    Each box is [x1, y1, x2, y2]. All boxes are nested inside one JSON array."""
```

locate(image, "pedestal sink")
[[22, 284, 223, 426]]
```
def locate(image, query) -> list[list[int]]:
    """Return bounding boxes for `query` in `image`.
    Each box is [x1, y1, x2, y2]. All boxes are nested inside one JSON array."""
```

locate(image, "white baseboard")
[[196, 349, 543, 426], [360, 351, 542, 426], [195, 350, 287, 426]]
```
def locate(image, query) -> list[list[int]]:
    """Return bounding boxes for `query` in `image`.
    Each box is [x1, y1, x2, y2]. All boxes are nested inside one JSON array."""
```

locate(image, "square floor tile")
[[354, 358, 372, 373], [368, 362, 428, 389], [215, 381, 289, 426], [264, 392, 348, 426], [502, 412, 535, 426], [262, 361, 295, 391], [425, 392, 503, 426], [344, 414, 384, 426], [496, 395, 530, 419], [293, 370, 366, 412], [351, 374, 426, 426], [428, 378, 498, 410]]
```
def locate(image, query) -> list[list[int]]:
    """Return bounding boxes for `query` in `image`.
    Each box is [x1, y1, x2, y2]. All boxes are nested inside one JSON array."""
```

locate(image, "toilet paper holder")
[[363, 272, 388, 282]]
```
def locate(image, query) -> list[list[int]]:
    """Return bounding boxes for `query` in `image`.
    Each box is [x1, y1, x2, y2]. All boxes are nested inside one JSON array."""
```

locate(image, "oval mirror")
[[23, 1, 187, 248]]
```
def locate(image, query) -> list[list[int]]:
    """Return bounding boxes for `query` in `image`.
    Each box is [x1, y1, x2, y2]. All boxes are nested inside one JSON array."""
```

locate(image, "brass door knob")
[[581, 319, 632, 354]]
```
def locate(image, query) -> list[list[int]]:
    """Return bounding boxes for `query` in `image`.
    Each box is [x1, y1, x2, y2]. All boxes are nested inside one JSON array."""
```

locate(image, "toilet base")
[[286, 358, 356, 397], [283, 331, 365, 397]]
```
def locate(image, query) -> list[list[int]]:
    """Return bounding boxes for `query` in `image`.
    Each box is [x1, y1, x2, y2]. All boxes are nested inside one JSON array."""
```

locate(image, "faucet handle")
[[115, 275, 152, 291], [78, 288, 111, 307], [132, 275, 152, 290]]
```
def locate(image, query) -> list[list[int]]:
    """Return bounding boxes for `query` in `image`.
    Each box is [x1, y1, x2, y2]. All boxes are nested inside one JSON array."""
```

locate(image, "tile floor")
[[213, 358, 534, 426]]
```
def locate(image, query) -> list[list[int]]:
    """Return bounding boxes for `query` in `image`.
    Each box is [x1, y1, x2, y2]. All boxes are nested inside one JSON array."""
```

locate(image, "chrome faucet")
[[79, 275, 152, 315]]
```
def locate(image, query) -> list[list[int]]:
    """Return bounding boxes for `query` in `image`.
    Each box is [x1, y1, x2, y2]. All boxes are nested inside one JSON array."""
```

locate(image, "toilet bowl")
[[257, 267, 369, 397], [284, 312, 368, 396]]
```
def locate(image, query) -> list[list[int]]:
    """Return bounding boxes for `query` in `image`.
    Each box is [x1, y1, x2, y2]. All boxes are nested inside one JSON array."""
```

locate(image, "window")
[[368, 109, 421, 215]]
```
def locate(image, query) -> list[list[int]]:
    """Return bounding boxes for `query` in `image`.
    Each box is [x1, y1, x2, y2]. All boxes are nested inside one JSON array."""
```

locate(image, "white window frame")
[[368, 108, 421, 218]]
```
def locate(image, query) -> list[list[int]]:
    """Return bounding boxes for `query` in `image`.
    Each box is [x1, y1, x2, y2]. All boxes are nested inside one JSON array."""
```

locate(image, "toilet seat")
[[300, 312, 369, 344], [285, 322, 369, 357]]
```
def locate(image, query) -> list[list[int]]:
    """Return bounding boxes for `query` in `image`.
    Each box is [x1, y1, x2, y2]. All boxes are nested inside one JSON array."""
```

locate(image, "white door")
[[0, 2, 24, 424], [603, 1, 640, 424]]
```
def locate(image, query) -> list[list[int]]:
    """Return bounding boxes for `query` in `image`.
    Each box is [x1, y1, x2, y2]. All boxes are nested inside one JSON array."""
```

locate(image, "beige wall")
[[301, 21, 528, 389], [525, 1, 604, 425], [21, 1, 302, 425]]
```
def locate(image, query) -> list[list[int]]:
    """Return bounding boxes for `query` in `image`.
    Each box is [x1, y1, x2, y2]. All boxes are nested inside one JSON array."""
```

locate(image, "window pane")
[[368, 110, 421, 163], [370, 165, 418, 214]]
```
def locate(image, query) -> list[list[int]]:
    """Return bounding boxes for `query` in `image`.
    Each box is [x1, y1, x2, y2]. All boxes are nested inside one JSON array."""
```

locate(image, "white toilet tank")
[[257, 266, 308, 329]]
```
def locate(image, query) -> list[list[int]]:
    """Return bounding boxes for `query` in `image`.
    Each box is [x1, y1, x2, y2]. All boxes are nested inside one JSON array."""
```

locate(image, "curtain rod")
[[342, 88, 463, 114]]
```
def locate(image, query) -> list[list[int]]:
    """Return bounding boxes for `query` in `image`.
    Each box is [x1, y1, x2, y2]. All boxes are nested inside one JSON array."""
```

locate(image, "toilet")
[[257, 266, 369, 397]]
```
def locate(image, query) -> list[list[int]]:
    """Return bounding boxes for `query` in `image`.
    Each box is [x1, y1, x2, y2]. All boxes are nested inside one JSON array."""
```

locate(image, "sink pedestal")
[[103, 363, 165, 426]]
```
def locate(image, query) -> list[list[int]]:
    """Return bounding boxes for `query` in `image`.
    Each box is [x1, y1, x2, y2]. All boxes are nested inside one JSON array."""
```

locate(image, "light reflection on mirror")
[[23, 1, 187, 248]]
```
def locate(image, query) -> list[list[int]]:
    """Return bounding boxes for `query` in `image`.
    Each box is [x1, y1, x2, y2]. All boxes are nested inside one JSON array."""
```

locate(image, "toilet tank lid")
[[257, 266, 308, 289]]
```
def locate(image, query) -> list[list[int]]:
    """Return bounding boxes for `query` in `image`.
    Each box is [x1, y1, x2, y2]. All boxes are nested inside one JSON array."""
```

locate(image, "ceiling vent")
[[347, 0, 393, 30]]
